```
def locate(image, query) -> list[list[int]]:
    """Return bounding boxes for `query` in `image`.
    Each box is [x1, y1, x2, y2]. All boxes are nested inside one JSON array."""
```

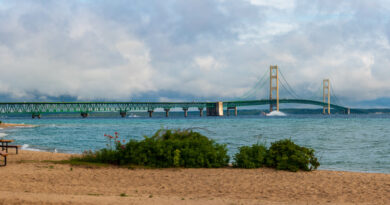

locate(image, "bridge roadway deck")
[[0, 99, 349, 114]]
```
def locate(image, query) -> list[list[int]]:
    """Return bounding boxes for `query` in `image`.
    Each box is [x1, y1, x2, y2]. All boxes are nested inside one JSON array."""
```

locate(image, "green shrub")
[[76, 149, 119, 164], [74, 129, 230, 168], [117, 129, 229, 168], [265, 139, 320, 172], [73, 129, 320, 172], [233, 144, 267, 168]]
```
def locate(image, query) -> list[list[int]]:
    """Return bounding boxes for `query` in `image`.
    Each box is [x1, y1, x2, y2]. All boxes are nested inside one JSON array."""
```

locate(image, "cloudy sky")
[[0, 0, 390, 106]]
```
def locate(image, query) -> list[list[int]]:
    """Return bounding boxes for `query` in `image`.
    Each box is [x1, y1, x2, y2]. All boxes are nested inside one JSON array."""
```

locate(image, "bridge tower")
[[323, 79, 330, 115], [269, 65, 279, 112]]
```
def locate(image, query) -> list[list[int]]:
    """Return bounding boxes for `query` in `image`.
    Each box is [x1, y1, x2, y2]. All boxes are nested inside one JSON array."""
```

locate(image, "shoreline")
[[0, 150, 388, 204], [0, 122, 37, 128], [20, 149, 390, 174]]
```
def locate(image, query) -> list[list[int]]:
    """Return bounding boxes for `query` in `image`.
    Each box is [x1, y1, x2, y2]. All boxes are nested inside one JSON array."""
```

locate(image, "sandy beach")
[[0, 151, 388, 204], [0, 123, 36, 129]]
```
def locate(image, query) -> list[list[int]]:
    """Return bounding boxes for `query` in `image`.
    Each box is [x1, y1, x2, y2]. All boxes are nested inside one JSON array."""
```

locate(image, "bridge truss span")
[[224, 99, 350, 114], [0, 99, 350, 118], [0, 102, 210, 116]]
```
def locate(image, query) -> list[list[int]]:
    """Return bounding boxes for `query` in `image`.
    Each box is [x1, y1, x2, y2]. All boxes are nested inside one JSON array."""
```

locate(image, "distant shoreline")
[[0, 123, 37, 128]]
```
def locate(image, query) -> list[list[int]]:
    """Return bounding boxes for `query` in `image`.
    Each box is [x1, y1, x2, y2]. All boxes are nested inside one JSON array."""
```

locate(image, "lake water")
[[1, 113, 389, 173]]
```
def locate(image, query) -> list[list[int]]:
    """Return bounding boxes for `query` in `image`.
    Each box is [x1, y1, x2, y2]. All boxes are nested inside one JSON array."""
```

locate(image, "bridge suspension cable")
[[239, 69, 269, 99], [329, 79, 342, 106], [278, 80, 298, 99], [278, 68, 301, 99]]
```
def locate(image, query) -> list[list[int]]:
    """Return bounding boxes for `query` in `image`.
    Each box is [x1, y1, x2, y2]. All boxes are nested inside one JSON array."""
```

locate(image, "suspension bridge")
[[0, 65, 350, 118]]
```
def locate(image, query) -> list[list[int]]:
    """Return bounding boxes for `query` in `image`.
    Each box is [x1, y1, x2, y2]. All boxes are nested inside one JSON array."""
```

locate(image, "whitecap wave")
[[0, 133, 8, 138], [266, 111, 287, 117], [128, 114, 140, 118]]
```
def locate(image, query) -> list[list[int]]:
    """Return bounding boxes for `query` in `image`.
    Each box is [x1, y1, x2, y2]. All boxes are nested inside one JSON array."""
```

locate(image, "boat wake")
[[266, 111, 287, 117]]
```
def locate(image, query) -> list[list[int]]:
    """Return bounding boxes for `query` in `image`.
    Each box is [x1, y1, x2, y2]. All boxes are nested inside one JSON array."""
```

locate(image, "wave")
[[128, 114, 140, 118], [21, 144, 44, 152], [0, 133, 8, 138], [21, 144, 60, 153], [266, 111, 287, 117]]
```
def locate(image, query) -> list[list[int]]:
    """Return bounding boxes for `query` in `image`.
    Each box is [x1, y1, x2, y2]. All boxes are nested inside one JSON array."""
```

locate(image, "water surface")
[[1, 114, 389, 173]]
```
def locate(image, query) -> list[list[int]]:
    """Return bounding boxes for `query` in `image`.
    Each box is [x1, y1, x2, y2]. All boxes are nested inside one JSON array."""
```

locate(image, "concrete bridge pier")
[[32, 113, 41, 119], [81, 112, 89, 118], [120, 111, 127, 118], [226, 107, 237, 116], [206, 102, 224, 116], [198, 107, 204, 117], [148, 110, 154, 118], [164, 108, 170, 117], [183, 108, 188, 117]]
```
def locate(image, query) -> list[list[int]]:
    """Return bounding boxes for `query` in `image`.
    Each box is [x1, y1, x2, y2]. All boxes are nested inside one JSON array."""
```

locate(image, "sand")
[[0, 123, 37, 128], [0, 150, 388, 205]]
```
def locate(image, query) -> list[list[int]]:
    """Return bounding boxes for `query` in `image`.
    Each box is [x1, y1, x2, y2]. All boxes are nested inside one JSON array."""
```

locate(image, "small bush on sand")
[[117, 129, 229, 168], [74, 129, 229, 168], [73, 130, 319, 171], [233, 144, 267, 168], [265, 139, 320, 172]]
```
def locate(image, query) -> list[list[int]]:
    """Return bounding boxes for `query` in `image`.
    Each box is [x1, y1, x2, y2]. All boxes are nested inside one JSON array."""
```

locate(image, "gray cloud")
[[0, 0, 389, 105]]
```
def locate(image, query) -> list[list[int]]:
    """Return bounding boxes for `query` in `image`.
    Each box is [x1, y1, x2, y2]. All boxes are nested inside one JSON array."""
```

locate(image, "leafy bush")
[[73, 129, 320, 172], [117, 129, 229, 168], [265, 139, 320, 172], [233, 144, 267, 168], [75, 129, 230, 168]]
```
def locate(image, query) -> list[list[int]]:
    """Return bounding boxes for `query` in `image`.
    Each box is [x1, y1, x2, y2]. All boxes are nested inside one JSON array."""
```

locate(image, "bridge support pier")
[[226, 107, 238, 116], [183, 108, 188, 118], [148, 110, 154, 118], [120, 111, 127, 118], [269, 65, 280, 112], [164, 108, 170, 117], [198, 107, 204, 117], [323, 79, 331, 115], [32, 113, 41, 119], [206, 102, 224, 116], [81, 112, 89, 118]]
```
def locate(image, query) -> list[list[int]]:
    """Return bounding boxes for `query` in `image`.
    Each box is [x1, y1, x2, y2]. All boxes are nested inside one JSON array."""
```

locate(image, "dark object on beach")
[[233, 144, 267, 168], [0, 150, 8, 166], [266, 139, 320, 172], [0, 139, 21, 154]]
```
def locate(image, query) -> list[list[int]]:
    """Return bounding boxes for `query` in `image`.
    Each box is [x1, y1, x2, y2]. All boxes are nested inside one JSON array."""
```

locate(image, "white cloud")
[[194, 56, 223, 71], [0, 2, 155, 100], [248, 0, 296, 10], [0, 0, 389, 106]]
